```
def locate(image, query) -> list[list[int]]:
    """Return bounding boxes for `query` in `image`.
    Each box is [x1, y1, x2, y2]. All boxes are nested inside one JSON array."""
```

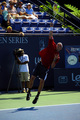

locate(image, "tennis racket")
[[53, 3, 60, 17]]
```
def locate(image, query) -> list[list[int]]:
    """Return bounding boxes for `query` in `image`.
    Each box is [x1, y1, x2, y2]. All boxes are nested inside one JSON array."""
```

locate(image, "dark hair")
[[9, 1, 14, 5]]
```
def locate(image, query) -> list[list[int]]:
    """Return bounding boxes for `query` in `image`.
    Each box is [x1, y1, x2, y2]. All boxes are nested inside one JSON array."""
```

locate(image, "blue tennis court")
[[0, 103, 80, 120]]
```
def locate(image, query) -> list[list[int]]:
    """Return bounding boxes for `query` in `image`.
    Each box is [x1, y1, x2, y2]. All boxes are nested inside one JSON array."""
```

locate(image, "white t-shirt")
[[18, 54, 29, 72]]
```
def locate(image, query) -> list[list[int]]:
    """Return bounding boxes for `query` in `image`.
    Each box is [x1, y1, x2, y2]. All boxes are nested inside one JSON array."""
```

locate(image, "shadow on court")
[[0, 96, 25, 100], [11, 107, 38, 113], [0, 104, 80, 120]]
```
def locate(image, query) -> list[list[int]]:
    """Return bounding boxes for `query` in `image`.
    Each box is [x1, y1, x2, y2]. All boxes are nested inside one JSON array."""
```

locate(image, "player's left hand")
[[54, 54, 59, 61]]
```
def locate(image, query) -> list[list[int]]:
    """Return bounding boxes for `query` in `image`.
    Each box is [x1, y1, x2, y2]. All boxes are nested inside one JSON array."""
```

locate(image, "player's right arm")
[[49, 22, 53, 39]]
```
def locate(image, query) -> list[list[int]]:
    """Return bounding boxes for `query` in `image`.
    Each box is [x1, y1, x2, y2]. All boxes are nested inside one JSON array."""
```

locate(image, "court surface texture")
[[0, 91, 80, 120]]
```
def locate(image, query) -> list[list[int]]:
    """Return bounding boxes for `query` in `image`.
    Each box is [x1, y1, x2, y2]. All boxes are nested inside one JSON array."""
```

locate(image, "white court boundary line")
[[0, 103, 80, 111]]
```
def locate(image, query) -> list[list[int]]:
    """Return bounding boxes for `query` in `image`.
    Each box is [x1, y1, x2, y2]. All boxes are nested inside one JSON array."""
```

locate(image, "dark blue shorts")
[[32, 61, 48, 80]]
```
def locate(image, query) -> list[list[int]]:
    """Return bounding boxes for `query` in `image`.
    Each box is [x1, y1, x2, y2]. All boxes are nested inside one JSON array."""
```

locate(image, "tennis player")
[[26, 22, 63, 104]]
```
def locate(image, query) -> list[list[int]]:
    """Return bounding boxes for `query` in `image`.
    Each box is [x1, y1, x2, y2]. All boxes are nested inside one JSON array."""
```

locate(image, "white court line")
[[0, 103, 80, 111]]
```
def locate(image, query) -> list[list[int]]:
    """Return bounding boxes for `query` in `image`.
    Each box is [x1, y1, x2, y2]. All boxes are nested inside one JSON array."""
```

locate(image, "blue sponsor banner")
[[65, 45, 80, 68], [54, 68, 80, 91]]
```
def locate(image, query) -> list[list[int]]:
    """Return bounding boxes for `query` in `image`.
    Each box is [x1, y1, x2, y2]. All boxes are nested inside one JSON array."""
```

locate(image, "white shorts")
[[19, 72, 30, 82]]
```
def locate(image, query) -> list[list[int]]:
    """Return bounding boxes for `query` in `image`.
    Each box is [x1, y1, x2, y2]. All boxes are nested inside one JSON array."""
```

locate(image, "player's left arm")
[[51, 60, 56, 68], [51, 54, 60, 68]]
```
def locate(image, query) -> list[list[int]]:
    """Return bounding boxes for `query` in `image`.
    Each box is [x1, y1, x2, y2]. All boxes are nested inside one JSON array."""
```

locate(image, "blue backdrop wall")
[[0, 35, 80, 91]]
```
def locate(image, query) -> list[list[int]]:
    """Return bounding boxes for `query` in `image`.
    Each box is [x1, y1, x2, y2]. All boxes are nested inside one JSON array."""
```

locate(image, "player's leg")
[[32, 62, 48, 104], [26, 62, 40, 101], [29, 75, 36, 89], [32, 78, 44, 104], [38, 78, 44, 92], [26, 75, 36, 100]]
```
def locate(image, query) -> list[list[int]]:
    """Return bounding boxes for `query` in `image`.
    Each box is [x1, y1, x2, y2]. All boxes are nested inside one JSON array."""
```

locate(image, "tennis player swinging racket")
[[26, 22, 63, 104]]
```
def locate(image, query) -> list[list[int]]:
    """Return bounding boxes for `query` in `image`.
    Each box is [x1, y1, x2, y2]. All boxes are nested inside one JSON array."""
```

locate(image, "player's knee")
[[31, 75, 36, 81], [40, 79, 44, 85]]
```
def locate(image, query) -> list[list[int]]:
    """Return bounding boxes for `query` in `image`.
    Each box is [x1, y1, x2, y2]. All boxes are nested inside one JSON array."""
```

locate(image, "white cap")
[[27, 3, 31, 6]]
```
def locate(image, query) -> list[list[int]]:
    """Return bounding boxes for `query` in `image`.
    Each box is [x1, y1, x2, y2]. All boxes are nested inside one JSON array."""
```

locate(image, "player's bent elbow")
[[51, 64, 56, 69]]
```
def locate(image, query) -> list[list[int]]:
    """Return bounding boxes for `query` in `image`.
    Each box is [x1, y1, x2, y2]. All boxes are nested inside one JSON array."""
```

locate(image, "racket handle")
[[50, 22, 53, 27], [50, 27, 53, 31]]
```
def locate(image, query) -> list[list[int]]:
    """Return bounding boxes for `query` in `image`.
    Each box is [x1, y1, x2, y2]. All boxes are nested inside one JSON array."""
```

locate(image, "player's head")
[[56, 42, 63, 51]]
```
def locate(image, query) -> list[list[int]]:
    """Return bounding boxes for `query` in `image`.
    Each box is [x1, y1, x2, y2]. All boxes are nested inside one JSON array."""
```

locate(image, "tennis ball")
[[57, 5, 60, 8]]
